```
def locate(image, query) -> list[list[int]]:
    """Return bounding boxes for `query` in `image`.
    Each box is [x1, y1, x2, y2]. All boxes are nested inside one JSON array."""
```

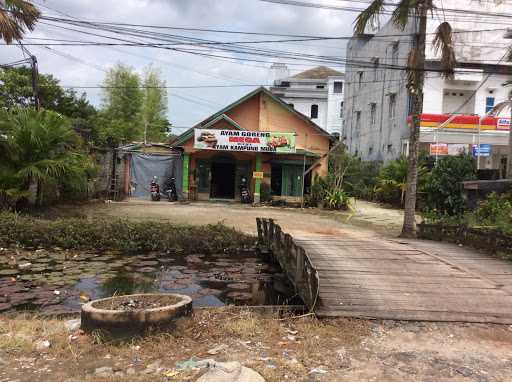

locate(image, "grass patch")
[[0, 212, 256, 254]]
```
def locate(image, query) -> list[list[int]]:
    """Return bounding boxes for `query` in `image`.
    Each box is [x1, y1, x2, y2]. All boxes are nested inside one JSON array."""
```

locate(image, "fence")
[[418, 223, 512, 255], [256, 218, 319, 310]]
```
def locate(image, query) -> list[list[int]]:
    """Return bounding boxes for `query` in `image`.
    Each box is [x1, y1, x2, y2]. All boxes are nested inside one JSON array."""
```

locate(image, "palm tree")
[[354, 0, 456, 238], [0, 0, 40, 44], [0, 108, 95, 207]]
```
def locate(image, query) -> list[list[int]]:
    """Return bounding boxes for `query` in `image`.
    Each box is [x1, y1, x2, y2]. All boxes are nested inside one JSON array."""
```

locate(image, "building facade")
[[344, 0, 512, 175], [172, 87, 333, 203], [270, 65, 345, 136]]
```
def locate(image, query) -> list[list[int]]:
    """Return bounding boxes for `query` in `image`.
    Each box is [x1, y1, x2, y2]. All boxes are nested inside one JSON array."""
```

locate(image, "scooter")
[[164, 177, 178, 202], [150, 177, 160, 201], [240, 177, 252, 204]]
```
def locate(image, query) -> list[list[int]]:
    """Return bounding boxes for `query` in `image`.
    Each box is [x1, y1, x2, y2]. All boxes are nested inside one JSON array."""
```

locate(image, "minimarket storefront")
[[172, 88, 333, 203]]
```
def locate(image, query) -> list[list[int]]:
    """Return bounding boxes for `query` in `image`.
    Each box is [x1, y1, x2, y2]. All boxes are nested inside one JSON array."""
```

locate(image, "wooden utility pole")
[[30, 55, 40, 110], [507, 92, 512, 178], [401, 4, 428, 238]]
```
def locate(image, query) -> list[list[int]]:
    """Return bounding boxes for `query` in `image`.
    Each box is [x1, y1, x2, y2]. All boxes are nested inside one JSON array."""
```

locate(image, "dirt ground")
[[56, 198, 407, 237], [3, 200, 511, 381], [1, 309, 512, 382]]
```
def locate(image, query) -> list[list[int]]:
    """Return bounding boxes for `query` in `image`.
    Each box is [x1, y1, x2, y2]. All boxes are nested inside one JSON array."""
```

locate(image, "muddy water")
[[0, 248, 300, 314]]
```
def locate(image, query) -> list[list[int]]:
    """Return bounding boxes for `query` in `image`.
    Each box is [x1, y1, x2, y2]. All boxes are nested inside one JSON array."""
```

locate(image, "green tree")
[[141, 65, 169, 142], [0, 66, 97, 135], [355, 1, 456, 238], [97, 64, 143, 144], [0, 0, 40, 44], [424, 155, 476, 216], [0, 108, 96, 207]]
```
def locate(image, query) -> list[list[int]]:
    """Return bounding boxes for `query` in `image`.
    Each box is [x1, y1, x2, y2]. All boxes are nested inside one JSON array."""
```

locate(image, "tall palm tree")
[[0, 0, 40, 44], [354, 0, 456, 238]]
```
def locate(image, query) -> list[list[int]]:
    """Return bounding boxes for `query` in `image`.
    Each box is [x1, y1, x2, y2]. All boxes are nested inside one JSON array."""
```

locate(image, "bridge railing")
[[256, 218, 319, 310]]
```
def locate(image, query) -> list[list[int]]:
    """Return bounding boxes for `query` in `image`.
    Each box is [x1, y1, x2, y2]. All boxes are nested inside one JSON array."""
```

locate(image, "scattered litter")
[[163, 370, 180, 377], [175, 357, 205, 370], [131, 345, 141, 351], [64, 319, 81, 332], [53, 290, 60, 296], [207, 344, 228, 355], [196, 361, 265, 382], [309, 367, 328, 374], [35, 340, 50, 351], [284, 335, 297, 341], [285, 329, 298, 335], [18, 262, 32, 270]]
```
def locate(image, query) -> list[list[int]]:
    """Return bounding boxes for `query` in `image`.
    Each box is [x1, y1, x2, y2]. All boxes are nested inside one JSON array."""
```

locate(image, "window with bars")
[[311, 104, 319, 119], [389, 93, 396, 119]]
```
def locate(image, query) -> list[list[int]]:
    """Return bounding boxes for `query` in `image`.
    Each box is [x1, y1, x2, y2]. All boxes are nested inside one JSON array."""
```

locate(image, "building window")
[[355, 111, 361, 130], [391, 42, 399, 66], [288, 103, 294, 108], [316, 84, 325, 89], [280, 81, 290, 87], [334, 81, 343, 93], [310, 104, 319, 119], [389, 93, 396, 119], [486, 97, 495, 113], [340, 101, 344, 118], [387, 144, 393, 153], [358, 71, 363, 89], [372, 58, 379, 81], [369, 147, 373, 155], [370, 103, 377, 127]]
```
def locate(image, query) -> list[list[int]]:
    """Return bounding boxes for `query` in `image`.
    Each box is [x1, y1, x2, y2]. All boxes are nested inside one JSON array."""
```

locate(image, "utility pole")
[[30, 55, 40, 110]]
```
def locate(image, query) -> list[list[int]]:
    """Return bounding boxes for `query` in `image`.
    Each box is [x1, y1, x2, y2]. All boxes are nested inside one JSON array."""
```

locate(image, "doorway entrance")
[[210, 160, 236, 199]]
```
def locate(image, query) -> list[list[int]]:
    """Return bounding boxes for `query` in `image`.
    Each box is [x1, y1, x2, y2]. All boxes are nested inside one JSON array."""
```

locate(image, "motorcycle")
[[164, 177, 178, 202], [239, 177, 252, 204], [150, 177, 161, 201]]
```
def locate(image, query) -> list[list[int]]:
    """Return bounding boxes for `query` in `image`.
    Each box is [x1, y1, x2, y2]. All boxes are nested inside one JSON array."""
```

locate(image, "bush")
[[0, 212, 256, 254], [323, 189, 351, 210], [424, 155, 476, 216], [473, 192, 512, 233], [375, 157, 428, 206]]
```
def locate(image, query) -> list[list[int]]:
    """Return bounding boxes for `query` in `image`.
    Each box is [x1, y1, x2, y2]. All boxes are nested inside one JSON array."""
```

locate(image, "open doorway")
[[210, 161, 235, 199]]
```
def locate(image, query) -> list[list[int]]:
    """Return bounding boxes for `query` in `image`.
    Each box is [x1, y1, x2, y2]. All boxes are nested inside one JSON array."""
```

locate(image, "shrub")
[[473, 192, 512, 232], [0, 212, 255, 254], [424, 155, 476, 216], [375, 157, 428, 206], [323, 189, 351, 210]]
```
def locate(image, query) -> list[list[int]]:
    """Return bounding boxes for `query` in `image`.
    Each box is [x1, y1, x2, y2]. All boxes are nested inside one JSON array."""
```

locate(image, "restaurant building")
[[172, 87, 334, 203]]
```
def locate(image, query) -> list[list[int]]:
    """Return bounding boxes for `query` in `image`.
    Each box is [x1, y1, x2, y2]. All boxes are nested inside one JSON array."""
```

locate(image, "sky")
[[1, 0, 357, 134]]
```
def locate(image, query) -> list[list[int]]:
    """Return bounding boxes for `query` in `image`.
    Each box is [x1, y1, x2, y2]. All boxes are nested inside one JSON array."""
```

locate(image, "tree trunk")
[[401, 6, 428, 238], [507, 100, 512, 179]]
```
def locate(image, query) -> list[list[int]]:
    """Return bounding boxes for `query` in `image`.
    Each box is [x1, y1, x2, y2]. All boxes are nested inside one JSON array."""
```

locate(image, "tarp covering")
[[129, 153, 183, 199]]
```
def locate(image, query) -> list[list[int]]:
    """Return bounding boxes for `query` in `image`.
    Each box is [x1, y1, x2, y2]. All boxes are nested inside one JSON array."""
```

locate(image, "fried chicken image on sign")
[[267, 135, 289, 149], [197, 132, 218, 147]]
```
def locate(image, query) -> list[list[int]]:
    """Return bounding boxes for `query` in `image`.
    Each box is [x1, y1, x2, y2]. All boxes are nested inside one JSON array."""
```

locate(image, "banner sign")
[[497, 118, 511, 131], [252, 171, 264, 179], [430, 143, 469, 156], [430, 143, 448, 156], [194, 129, 296, 153], [472, 144, 491, 157]]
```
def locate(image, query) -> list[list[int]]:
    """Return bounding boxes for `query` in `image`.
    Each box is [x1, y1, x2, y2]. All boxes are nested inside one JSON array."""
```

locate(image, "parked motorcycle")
[[150, 177, 161, 201], [240, 177, 252, 204], [164, 177, 178, 202]]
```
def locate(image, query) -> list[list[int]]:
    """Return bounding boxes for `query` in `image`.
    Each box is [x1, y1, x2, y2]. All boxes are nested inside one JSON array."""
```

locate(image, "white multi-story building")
[[344, 0, 512, 175], [270, 65, 345, 135]]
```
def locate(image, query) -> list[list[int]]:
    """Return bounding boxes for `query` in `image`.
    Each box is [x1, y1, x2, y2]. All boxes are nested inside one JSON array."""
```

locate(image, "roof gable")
[[172, 87, 334, 148]]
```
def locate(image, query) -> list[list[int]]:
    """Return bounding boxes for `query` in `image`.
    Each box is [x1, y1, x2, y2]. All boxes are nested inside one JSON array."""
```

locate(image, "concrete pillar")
[[253, 154, 261, 204], [182, 152, 190, 200]]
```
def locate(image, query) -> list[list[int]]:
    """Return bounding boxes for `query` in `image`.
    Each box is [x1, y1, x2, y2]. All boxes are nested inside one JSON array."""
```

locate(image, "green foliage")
[[424, 155, 476, 216], [0, 108, 96, 207], [0, 212, 255, 254], [97, 64, 143, 144], [305, 175, 328, 207], [141, 65, 170, 142], [323, 189, 351, 210], [0, 67, 97, 134], [375, 156, 428, 206], [473, 192, 512, 232], [96, 64, 170, 145]]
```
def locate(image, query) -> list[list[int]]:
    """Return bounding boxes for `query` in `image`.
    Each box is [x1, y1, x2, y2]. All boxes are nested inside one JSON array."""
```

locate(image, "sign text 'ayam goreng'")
[[194, 129, 296, 153]]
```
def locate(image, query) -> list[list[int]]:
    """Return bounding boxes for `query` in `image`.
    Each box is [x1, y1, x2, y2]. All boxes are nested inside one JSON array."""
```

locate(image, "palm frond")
[[391, 0, 415, 30], [0, 0, 40, 44], [354, 0, 385, 35], [433, 21, 456, 79]]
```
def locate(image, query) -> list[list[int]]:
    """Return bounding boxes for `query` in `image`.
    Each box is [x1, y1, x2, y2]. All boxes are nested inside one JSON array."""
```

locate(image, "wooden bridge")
[[257, 218, 512, 324]]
